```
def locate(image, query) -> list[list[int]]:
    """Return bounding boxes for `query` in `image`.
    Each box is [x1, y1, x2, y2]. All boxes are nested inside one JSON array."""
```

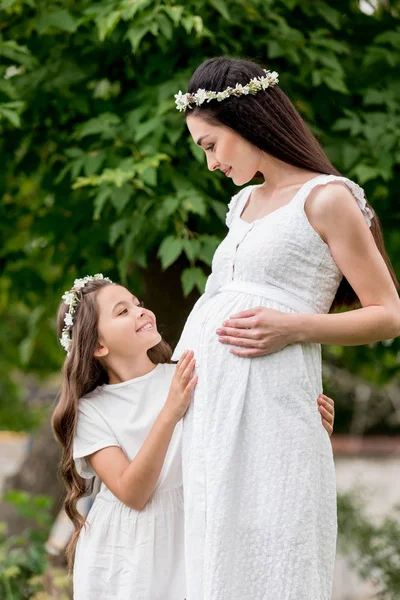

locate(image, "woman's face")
[[95, 285, 161, 359], [186, 114, 261, 186]]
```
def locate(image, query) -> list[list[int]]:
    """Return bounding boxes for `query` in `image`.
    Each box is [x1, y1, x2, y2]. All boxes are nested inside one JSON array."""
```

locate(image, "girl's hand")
[[164, 350, 198, 424], [216, 306, 294, 357], [318, 394, 335, 437]]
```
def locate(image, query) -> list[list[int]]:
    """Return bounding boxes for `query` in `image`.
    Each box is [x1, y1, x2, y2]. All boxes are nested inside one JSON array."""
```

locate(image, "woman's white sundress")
[[172, 174, 373, 600], [72, 363, 186, 600]]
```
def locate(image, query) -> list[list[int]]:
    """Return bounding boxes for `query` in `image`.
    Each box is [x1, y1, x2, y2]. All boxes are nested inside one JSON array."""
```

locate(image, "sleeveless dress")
[[171, 174, 373, 600]]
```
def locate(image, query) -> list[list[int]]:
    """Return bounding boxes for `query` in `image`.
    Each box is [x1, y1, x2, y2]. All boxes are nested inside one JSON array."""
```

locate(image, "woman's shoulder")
[[305, 174, 373, 228]]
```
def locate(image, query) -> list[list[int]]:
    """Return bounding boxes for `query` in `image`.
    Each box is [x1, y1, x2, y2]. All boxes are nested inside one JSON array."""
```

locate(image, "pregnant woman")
[[172, 56, 400, 599]]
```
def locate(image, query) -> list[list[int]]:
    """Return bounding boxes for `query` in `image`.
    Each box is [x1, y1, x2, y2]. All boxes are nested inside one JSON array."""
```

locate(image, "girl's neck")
[[106, 354, 157, 385]]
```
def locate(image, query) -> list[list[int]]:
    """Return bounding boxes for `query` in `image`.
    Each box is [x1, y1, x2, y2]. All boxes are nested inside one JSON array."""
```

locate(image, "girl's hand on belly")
[[216, 306, 294, 357]]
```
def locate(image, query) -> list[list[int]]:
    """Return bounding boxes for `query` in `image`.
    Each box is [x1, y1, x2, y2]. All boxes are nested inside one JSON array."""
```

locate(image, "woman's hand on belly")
[[216, 306, 295, 357]]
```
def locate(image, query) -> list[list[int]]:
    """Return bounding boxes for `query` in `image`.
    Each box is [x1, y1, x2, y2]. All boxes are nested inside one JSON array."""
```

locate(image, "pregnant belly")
[[174, 291, 321, 395]]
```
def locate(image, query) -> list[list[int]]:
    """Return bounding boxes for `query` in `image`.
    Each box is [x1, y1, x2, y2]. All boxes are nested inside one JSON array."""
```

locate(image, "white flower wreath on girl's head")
[[174, 69, 279, 112], [59, 273, 113, 355]]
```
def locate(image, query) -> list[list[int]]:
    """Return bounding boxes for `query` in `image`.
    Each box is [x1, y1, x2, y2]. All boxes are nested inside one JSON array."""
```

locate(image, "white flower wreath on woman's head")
[[174, 69, 279, 112], [59, 273, 112, 355]]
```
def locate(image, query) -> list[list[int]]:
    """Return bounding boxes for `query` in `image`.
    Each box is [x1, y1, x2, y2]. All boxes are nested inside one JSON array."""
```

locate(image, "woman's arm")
[[292, 183, 400, 345], [88, 351, 197, 510], [217, 183, 400, 357]]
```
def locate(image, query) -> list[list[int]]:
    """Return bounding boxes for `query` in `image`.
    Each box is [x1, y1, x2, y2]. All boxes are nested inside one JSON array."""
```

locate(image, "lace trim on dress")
[[225, 187, 252, 228], [303, 175, 374, 228]]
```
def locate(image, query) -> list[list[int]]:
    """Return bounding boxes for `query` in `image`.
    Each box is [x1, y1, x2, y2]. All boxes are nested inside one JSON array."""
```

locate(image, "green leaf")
[[182, 194, 206, 216], [314, 2, 341, 29], [93, 187, 112, 219], [97, 11, 121, 42], [134, 117, 161, 143], [109, 218, 131, 246], [199, 235, 220, 266], [157, 13, 173, 40], [182, 238, 201, 262], [76, 113, 121, 139], [188, 137, 205, 163], [209, 0, 231, 21], [181, 267, 207, 296], [211, 200, 228, 223], [0, 107, 20, 127], [158, 236, 183, 269], [351, 164, 382, 185], [110, 183, 132, 214], [322, 73, 349, 94], [268, 40, 284, 59], [36, 10, 78, 34], [142, 166, 157, 186], [125, 25, 150, 53]]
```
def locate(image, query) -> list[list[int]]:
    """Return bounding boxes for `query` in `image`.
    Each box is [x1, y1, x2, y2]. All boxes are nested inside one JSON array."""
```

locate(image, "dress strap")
[[225, 185, 255, 228], [294, 174, 374, 228]]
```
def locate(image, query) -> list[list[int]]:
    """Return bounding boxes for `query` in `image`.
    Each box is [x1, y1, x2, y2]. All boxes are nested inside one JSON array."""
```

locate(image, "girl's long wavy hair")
[[185, 56, 399, 311], [51, 278, 172, 569]]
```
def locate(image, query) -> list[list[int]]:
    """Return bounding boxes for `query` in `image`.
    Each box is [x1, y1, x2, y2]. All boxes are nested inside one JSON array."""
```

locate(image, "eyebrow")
[[112, 296, 138, 313], [196, 134, 210, 147]]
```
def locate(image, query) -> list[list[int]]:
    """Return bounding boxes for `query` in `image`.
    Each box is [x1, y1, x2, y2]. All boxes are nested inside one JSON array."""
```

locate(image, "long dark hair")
[[51, 278, 172, 569], [185, 56, 399, 311]]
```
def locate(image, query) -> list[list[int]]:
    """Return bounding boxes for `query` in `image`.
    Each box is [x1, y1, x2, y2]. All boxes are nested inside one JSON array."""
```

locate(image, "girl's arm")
[[218, 184, 400, 357], [88, 351, 197, 511]]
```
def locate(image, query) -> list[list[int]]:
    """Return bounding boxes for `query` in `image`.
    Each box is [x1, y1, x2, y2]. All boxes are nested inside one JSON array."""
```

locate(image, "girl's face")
[[94, 285, 161, 359], [186, 114, 262, 186]]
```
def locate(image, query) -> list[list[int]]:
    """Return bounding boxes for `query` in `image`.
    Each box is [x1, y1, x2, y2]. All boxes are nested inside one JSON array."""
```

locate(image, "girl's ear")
[[94, 342, 109, 358]]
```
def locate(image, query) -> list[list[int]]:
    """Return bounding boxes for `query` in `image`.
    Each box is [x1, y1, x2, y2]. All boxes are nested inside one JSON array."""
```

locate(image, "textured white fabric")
[[172, 174, 372, 600], [72, 363, 186, 600]]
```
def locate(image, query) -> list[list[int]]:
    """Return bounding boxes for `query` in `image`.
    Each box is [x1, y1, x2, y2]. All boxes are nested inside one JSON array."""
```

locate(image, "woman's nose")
[[207, 156, 219, 172]]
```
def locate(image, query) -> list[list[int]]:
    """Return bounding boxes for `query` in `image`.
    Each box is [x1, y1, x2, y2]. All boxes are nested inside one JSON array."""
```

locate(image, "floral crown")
[[174, 69, 279, 112], [59, 273, 112, 355]]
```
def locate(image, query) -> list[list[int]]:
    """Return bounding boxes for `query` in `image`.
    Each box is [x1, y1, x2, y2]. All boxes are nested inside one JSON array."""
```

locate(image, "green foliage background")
[[1, 0, 400, 428]]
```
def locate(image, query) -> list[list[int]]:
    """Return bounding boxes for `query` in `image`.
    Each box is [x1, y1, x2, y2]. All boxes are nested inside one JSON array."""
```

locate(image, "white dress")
[[172, 174, 373, 600], [72, 363, 186, 600]]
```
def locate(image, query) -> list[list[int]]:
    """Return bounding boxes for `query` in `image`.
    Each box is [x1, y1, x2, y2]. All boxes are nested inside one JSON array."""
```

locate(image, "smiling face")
[[94, 284, 162, 360], [186, 114, 262, 186]]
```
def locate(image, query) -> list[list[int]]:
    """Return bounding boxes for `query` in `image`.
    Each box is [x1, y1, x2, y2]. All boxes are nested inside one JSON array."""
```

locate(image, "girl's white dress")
[[72, 363, 185, 600], [172, 175, 373, 600]]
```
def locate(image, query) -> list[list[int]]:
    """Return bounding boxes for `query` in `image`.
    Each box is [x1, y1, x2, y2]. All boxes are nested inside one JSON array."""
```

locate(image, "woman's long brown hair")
[[51, 278, 172, 569], [186, 56, 399, 310]]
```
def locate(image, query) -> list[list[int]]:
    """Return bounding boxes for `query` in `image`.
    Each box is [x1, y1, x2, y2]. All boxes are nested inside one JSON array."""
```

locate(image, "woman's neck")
[[257, 155, 319, 193]]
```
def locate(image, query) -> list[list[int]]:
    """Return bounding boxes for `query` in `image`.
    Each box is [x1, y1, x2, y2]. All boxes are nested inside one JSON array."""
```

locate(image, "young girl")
[[51, 273, 336, 600]]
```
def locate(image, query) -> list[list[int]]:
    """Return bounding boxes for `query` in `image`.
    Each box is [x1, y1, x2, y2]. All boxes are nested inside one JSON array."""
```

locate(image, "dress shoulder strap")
[[225, 185, 255, 228], [295, 174, 374, 228]]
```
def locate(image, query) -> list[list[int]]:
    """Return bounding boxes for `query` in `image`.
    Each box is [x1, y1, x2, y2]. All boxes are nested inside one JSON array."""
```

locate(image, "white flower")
[[60, 331, 72, 353], [73, 278, 86, 289], [174, 91, 190, 112], [268, 71, 279, 84], [64, 312, 74, 328], [194, 89, 208, 105], [62, 291, 75, 305]]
